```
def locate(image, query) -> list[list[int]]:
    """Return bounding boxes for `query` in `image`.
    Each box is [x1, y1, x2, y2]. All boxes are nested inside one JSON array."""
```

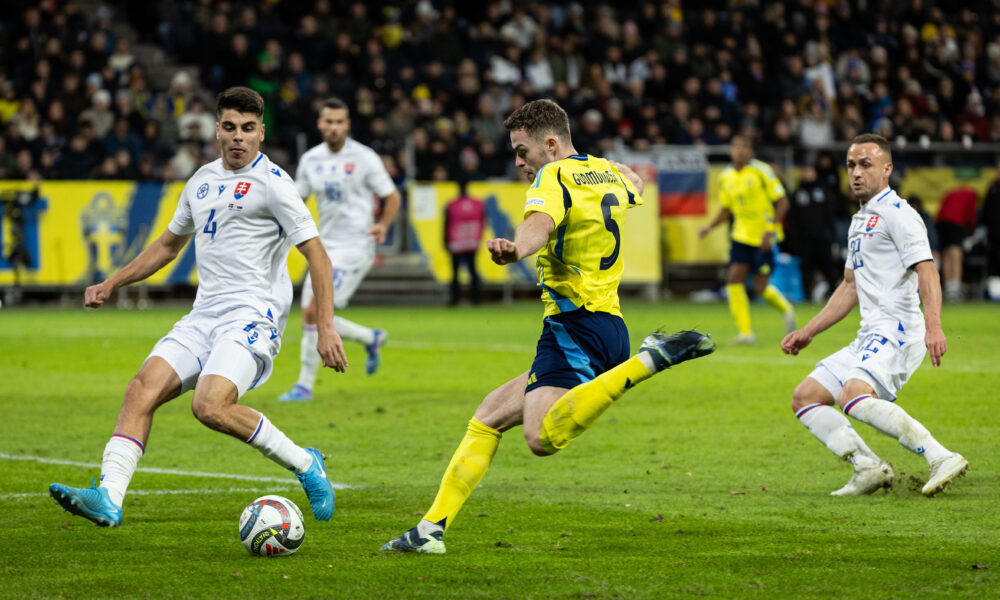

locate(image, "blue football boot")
[[365, 329, 387, 375], [49, 479, 122, 527], [296, 447, 335, 521], [278, 384, 313, 402]]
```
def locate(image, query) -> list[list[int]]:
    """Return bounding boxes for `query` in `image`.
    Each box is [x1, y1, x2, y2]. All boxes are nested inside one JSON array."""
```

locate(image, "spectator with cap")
[[80, 90, 115, 138]]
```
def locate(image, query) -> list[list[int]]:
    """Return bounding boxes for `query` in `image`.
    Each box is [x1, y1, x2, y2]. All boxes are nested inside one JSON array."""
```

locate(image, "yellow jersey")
[[523, 154, 643, 318], [718, 158, 786, 246]]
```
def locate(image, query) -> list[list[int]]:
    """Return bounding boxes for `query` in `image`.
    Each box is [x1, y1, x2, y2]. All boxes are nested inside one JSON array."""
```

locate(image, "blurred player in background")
[[49, 87, 346, 526], [783, 133, 967, 497], [382, 99, 715, 554], [699, 135, 795, 343], [277, 97, 400, 402]]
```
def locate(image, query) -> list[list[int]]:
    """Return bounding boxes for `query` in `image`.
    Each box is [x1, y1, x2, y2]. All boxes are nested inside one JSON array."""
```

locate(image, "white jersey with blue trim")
[[168, 153, 319, 331], [845, 187, 933, 341], [294, 138, 397, 250]]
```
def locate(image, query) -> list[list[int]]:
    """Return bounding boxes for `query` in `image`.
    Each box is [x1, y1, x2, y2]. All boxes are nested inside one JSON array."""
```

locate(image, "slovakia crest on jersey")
[[196, 183, 209, 199], [865, 216, 880, 232], [234, 181, 251, 200], [344, 162, 355, 175]]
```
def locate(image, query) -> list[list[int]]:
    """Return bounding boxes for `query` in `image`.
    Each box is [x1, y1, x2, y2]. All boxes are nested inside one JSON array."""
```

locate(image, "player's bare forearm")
[[783, 270, 856, 354], [699, 208, 731, 238], [297, 236, 348, 371], [774, 196, 789, 223], [379, 190, 401, 228], [85, 230, 189, 307], [802, 271, 857, 337], [489, 212, 554, 264], [369, 190, 401, 244], [915, 260, 947, 366]]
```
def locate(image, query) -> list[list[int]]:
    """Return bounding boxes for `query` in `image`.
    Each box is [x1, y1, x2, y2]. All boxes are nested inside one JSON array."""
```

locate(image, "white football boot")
[[831, 457, 894, 496], [922, 453, 968, 497]]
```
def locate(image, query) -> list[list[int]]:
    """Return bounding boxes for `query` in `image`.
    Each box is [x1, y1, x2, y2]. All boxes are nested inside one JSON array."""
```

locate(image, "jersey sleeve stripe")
[[556, 168, 572, 210], [531, 163, 550, 189]]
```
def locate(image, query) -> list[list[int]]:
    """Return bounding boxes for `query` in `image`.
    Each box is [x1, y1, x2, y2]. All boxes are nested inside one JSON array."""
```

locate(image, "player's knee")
[[838, 380, 875, 409], [190, 396, 226, 430], [791, 380, 827, 412], [124, 375, 163, 412], [524, 429, 556, 457]]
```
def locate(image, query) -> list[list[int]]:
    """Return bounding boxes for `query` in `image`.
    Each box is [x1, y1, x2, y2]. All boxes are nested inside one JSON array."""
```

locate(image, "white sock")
[[295, 326, 319, 390], [843, 394, 950, 463], [99, 434, 144, 506], [417, 518, 444, 536], [796, 403, 879, 461], [334, 315, 375, 345], [246, 413, 313, 473]]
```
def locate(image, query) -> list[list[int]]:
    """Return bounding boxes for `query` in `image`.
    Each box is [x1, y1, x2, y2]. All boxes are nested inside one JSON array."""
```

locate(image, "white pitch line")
[[1, 486, 299, 500], [0, 453, 356, 489]]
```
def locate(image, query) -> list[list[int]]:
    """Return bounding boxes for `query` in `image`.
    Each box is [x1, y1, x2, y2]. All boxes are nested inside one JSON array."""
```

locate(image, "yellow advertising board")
[[0, 181, 320, 287], [407, 181, 662, 285]]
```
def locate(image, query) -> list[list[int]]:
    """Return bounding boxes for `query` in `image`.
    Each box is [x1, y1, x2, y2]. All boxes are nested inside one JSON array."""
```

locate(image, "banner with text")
[[407, 181, 662, 285]]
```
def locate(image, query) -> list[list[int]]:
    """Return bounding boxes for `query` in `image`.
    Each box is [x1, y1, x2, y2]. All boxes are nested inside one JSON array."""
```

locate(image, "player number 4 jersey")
[[524, 154, 643, 318], [168, 153, 319, 330], [294, 138, 397, 249], [846, 187, 933, 340]]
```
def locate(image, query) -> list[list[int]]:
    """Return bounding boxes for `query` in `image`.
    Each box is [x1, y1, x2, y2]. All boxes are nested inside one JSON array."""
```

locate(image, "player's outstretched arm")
[[296, 236, 348, 372], [297, 237, 348, 371], [915, 260, 947, 366], [781, 268, 858, 355], [487, 212, 554, 265], [368, 190, 401, 244], [84, 229, 191, 308], [698, 208, 732, 239]]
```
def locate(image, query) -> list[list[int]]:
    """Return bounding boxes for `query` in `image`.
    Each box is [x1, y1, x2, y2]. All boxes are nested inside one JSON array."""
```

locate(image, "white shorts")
[[809, 331, 926, 401], [301, 244, 374, 309], [148, 304, 283, 398]]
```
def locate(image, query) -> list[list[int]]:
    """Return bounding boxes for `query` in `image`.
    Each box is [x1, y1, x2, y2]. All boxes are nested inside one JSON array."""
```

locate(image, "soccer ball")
[[238, 495, 305, 557]]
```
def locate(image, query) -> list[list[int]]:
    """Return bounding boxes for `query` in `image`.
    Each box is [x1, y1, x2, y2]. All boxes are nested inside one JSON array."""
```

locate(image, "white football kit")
[[810, 187, 934, 400], [294, 138, 397, 308], [149, 153, 319, 396]]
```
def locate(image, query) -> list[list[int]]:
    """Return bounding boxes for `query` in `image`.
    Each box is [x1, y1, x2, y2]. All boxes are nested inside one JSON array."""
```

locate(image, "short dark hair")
[[321, 97, 349, 114], [850, 133, 892, 161], [503, 99, 572, 143], [216, 86, 264, 119]]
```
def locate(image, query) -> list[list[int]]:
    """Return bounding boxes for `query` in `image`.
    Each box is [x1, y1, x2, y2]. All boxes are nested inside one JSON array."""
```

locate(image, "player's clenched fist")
[[487, 238, 518, 265], [84, 282, 113, 308], [781, 329, 813, 355]]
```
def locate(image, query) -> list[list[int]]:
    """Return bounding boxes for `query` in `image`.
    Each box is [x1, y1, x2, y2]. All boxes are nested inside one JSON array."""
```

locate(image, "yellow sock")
[[726, 283, 752, 336], [761, 284, 792, 314], [424, 417, 500, 530], [539, 355, 653, 455]]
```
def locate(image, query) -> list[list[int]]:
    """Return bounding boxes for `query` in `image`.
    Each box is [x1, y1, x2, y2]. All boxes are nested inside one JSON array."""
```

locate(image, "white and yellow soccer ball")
[[239, 495, 305, 557]]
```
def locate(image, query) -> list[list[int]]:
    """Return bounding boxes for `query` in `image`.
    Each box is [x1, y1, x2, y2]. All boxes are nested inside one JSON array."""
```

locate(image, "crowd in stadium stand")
[[2, 1, 1000, 182]]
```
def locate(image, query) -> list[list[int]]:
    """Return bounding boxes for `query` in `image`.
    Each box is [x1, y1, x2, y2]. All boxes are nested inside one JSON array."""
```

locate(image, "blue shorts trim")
[[730, 241, 775, 274], [526, 309, 630, 392]]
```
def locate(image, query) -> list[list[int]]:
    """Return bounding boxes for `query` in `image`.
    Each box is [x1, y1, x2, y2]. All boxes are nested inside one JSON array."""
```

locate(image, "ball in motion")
[[239, 495, 305, 557]]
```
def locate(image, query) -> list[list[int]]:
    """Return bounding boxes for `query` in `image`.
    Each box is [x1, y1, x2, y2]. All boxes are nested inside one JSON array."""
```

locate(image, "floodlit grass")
[[1, 299, 997, 599]]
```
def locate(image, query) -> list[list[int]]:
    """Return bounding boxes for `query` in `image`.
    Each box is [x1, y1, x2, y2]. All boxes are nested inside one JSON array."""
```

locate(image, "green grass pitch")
[[1, 299, 998, 599]]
